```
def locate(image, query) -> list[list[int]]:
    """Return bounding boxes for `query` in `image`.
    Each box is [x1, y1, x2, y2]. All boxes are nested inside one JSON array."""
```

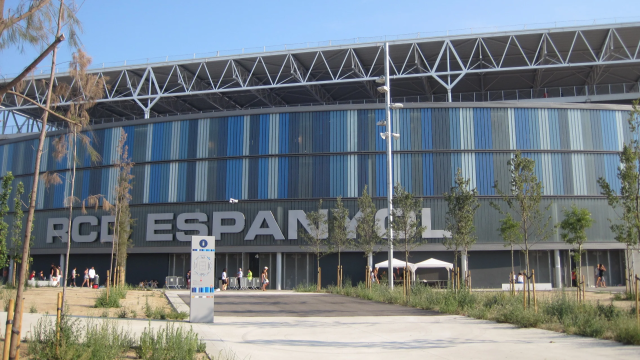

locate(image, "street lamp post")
[[376, 42, 401, 290], [384, 43, 394, 290]]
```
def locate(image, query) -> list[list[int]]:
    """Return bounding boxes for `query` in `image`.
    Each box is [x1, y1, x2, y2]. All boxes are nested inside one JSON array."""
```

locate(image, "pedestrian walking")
[[82, 268, 89, 287], [186, 270, 191, 287], [596, 264, 607, 288], [236, 268, 243, 290], [221, 268, 228, 290], [70, 267, 77, 287], [89, 267, 96, 287], [261, 267, 269, 291]]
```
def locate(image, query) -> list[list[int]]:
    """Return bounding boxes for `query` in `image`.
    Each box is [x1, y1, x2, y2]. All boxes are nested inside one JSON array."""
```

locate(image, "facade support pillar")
[[276, 252, 282, 290], [554, 249, 562, 288]]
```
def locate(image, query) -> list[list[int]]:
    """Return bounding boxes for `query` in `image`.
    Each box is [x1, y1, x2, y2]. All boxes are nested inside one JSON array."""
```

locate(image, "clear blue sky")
[[1, 0, 639, 76]]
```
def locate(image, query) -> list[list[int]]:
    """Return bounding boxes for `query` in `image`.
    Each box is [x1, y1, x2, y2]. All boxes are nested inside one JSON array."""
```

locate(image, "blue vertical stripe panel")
[[421, 109, 432, 150], [514, 108, 531, 149], [449, 108, 461, 150], [473, 108, 491, 149], [278, 157, 289, 198], [279, 113, 289, 154], [601, 111, 619, 151], [422, 153, 433, 195], [226, 159, 242, 200], [259, 114, 270, 155], [375, 109, 386, 151], [376, 154, 386, 197], [258, 158, 268, 199], [604, 153, 621, 194]]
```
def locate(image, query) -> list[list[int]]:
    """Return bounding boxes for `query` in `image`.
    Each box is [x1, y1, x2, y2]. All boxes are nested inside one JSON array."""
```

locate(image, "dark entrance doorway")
[[249, 253, 260, 279]]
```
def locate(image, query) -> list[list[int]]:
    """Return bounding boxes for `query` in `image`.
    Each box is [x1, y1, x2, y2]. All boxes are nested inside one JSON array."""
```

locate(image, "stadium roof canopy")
[[2, 21, 640, 132]]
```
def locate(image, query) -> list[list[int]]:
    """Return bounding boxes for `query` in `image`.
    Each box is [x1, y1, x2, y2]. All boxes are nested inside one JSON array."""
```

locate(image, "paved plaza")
[[2, 291, 639, 359], [172, 291, 640, 360]]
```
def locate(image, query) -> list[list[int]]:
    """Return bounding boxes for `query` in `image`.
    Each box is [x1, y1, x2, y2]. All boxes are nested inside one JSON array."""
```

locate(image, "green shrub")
[[613, 318, 640, 345], [94, 290, 121, 308], [29, 304, 37, 313], [613, 291, 635, 301], [136, 323, 204, 360]]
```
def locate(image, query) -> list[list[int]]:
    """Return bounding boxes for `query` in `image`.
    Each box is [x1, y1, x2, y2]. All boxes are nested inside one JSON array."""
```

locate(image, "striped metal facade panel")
[[0, 107, 631, 210], [2, 151, 623, 210]]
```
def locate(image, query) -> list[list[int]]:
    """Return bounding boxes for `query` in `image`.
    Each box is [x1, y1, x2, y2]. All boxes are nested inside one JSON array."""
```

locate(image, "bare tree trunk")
[[109, 201, 118, 286], [61, 129, 77, 312], [9, 2, 64, 358]]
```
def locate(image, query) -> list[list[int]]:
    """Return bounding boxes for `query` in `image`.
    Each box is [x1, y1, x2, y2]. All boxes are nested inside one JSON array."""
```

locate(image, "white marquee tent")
[[374, 259, 417, 272], [414, 258, 454, 271]]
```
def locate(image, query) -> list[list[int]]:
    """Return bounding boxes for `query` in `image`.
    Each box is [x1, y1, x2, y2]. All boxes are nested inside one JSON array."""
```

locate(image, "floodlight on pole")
[[377, 85, 389, 94], [229, 198, 238, 204], [375, 75, 386, 84], [391, 133, 400, 139], [390, 103, 404, 109], [376, 121, 387, 126]]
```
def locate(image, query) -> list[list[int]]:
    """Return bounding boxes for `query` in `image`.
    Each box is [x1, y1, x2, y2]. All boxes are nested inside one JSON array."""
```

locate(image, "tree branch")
[[6, 90, 76, 124], [0, 33, 65, 98], [0, 0, 52, 32]]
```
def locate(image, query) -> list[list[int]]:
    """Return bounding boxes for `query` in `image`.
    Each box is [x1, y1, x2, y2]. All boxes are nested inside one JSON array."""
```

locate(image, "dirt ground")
[[1, 287, 173, 318]]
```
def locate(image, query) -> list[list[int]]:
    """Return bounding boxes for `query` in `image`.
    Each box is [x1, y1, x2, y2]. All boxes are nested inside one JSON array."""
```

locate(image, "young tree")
[[0, 172, 14, 271], [391, 184, 425, 292], [443, 168, 480, 282], [299, 200, 329, 291], [558, 204, 594, 290], [328, 196, 353, 287], [111, 129, 134, 286], [491, 152, 555, 286], [498, 213, 522, 287], [597, 100, 640, 289], [355, 185, 382, 272], [48, 49, 105, 312], [9, 182, 25, 286], [8, 2, 69, 357]]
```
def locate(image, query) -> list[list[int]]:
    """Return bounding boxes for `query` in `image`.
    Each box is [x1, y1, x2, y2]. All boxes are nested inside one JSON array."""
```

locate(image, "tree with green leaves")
[[9, 182, 25, 286], [391, 184, 425, 291], [498, 213, 521, 286], [299, 200, 329, 290], [491, 151, 555, 284], [328, 196, 352, 287], [443, 168, 480, 281], [558, 204, 594, 290], [355, 185, 382, 270], [0, 172, 14, 271], [597, 100, 640, 290]]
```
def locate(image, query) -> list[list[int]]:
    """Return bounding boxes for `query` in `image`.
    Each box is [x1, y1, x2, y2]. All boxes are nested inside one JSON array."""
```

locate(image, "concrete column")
[[554, 249, 562, 288], [241, 252, 245, 272], [461, 251, 468, 280], [276, 252, 282, 290]]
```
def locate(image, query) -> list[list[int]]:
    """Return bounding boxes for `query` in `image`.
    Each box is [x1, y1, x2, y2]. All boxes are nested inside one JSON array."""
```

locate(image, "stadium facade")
[[2, 22, 640, 289]]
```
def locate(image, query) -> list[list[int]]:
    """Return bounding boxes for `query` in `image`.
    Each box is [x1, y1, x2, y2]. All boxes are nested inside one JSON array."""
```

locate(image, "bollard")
[[106, 270, 110, 301], [523, 271, 527, 309], [636, 275, 640, 325], [3, 299, 14, 360], [532, 270, 537, 313], [56, 292, 62, 355]]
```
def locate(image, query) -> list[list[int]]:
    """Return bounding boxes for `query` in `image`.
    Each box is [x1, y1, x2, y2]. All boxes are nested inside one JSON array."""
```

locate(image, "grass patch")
[[613, 291, 635, 301], [144, 297, 188, 320], [94, 286, 129, 308], [306, 282, 640, 345], [293, 283, 317, 293], [137, 323, 205, 359], [28, 316, 134, 360], [27, 316, 207, 359]]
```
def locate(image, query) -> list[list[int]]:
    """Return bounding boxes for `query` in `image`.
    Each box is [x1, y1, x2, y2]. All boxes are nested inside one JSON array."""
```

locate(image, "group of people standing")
[[27, 265, 97, 288], [220, 267, 269, 291]]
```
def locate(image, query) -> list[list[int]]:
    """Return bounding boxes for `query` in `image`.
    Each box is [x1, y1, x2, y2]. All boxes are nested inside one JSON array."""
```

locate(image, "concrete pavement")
[[2, 291, 639, 360]]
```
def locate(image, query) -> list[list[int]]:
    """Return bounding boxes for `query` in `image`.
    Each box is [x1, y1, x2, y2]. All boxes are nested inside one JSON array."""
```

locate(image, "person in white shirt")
[[221, 268, 228, 290], [237, 268, 243, 290], [517, 272, 524, 284], [89, 267, 96, 286]]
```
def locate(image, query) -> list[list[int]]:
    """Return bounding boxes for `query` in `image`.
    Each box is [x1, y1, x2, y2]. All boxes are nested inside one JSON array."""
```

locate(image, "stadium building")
[[1, 21, 640, 288]]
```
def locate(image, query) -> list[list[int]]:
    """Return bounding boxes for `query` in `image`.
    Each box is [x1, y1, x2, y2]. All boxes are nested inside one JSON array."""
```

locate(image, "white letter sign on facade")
[[190, 235, 215, 323]]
